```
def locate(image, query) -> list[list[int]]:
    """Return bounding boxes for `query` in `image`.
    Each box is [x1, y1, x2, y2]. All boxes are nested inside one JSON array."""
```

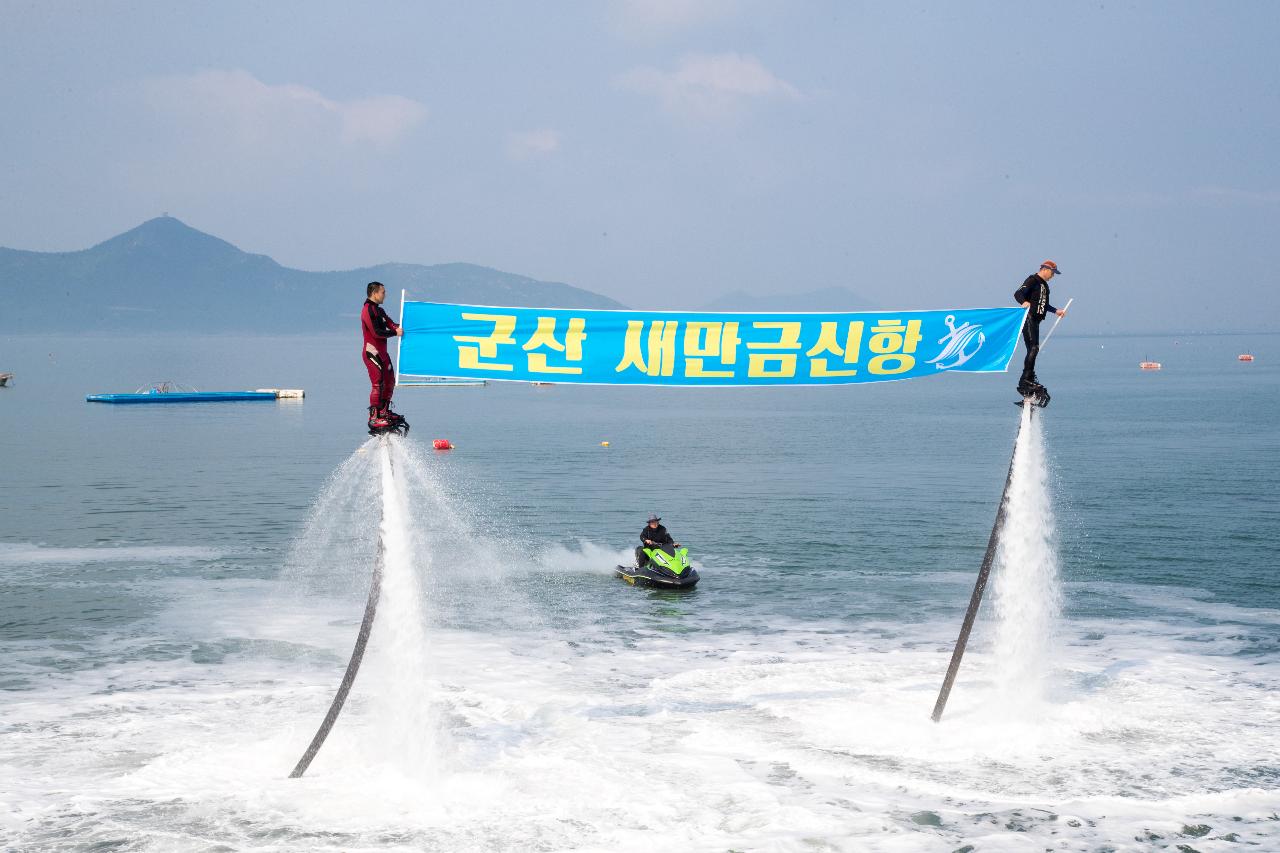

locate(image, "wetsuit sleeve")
[[368, 304, 399, 338], [1046, 301, 1058, 314], [1014, 282, 1030, 304]]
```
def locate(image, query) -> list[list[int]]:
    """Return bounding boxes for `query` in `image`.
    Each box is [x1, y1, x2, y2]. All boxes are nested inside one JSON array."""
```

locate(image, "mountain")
[[700, 286, 878, 313], [0, 217, 624, 332]]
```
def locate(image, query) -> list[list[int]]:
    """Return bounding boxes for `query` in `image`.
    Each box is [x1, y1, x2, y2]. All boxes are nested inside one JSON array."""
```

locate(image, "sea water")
[[1, 331, 1278, 850]]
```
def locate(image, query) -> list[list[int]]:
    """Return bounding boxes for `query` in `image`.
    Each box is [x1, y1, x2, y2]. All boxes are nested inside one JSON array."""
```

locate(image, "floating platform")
[[1139, 361, 1162, 370], [1238, 354, 1255, 362], [87, 387, 304, 404]]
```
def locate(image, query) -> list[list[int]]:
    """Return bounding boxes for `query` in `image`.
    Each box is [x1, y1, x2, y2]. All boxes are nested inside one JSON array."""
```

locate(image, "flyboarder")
[[1014, 260, 1067, 406], [637, 513, 679, 568], [362, 281, 409, 435]]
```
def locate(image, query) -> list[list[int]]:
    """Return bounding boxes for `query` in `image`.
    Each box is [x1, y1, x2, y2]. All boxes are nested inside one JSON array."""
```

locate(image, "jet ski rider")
[[637, 514, 680, 568]]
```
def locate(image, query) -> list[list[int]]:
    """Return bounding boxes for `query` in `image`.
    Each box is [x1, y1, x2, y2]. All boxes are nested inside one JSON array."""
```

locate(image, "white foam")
[[4, 575, 1279, 850], [358, 439, 440, 778], [534, 540, 635, 575], [4, 435, 1278, 850]]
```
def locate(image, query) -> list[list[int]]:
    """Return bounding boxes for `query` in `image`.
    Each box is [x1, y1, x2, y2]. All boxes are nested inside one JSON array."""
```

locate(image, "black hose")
[[289, 444, 389, 777], [930, 410, 1024, 722]]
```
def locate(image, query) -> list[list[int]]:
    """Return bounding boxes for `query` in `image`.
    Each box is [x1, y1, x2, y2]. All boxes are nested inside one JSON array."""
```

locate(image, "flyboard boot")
[[1016, 374, 1050, 408], [367, 406, 410, 436]]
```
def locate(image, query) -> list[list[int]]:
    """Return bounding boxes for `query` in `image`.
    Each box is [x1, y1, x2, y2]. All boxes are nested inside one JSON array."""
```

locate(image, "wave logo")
[[927, 315, 986, 370]]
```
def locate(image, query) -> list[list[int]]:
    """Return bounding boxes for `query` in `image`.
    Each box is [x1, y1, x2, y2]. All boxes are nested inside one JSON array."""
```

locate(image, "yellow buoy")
[[600, 441, 610, 447]]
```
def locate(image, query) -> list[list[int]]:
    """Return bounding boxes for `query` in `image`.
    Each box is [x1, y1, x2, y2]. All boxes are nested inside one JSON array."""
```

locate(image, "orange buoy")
[[1239, 354, 1255, 362], [432, 438, 454, 450]]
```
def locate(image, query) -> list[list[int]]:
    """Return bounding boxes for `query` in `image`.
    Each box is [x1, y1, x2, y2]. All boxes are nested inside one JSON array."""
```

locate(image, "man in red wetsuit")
[[361, 281, 406, 433]]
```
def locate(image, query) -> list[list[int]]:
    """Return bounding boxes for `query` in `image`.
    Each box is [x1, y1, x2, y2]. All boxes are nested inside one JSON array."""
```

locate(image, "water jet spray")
[[288, 437, 394, 778], [931, 400, 1060, 722]]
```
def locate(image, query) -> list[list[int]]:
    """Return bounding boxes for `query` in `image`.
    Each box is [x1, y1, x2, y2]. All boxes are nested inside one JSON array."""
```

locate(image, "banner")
[[397, 300, 1025, 387]]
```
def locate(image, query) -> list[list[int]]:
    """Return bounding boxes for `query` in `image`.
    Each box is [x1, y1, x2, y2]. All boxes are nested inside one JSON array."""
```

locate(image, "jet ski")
[[615, 544, 700, 590]]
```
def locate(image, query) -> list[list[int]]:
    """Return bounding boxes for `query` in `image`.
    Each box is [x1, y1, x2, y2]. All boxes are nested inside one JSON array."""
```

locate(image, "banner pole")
[[1039, 297, 1074, 352], [396, 289, 406, 387]]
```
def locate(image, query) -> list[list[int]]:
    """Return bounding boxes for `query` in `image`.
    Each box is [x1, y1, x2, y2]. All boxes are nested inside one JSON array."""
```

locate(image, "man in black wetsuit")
[[636, 514, 679, 568], [1014, 260, 1067, 397]]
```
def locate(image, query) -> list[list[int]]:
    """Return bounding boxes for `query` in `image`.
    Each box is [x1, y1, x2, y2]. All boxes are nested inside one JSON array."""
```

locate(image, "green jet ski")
[[615, 544, 700, 590]]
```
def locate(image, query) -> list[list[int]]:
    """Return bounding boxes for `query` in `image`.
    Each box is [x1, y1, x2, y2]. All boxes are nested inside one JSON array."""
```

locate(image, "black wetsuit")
[[637, 524, 674, 567], [1013, 274, 1058, 387]]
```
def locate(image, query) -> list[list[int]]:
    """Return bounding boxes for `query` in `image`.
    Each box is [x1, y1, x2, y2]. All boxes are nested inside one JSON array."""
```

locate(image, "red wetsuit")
[[361, 298, 400, 411]]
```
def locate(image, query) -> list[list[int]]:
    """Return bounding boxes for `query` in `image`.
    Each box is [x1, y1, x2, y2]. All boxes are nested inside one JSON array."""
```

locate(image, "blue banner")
[[397, 301, 1025, 387]]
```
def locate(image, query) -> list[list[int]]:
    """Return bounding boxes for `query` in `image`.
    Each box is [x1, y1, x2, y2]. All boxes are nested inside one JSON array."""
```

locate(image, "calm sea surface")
[[1, 331, 1277, 851]]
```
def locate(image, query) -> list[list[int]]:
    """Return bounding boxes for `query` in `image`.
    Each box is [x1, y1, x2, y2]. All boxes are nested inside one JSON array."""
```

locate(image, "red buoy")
[[432, 439, 453, 450]]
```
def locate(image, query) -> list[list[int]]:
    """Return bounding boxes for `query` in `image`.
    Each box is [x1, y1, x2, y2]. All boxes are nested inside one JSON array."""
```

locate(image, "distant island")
[[0, 217, 624, 333]]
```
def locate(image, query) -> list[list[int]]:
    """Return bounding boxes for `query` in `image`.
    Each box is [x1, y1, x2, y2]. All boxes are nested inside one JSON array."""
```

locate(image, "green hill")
[[0, 217, 624, 332]]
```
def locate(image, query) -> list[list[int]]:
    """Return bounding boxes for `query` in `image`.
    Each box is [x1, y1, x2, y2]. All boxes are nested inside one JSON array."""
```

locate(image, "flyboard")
[[931, 302, 1071, 721], [289, 436, 393, 778]]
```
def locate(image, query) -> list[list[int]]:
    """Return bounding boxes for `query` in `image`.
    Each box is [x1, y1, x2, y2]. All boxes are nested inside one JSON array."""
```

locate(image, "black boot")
[[1016, 376, 1050, 408], [376, 406, 409, 435]]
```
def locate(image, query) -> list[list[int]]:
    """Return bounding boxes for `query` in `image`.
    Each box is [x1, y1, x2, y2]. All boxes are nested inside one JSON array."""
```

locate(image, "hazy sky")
[[2, 1, 1277, 331]]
